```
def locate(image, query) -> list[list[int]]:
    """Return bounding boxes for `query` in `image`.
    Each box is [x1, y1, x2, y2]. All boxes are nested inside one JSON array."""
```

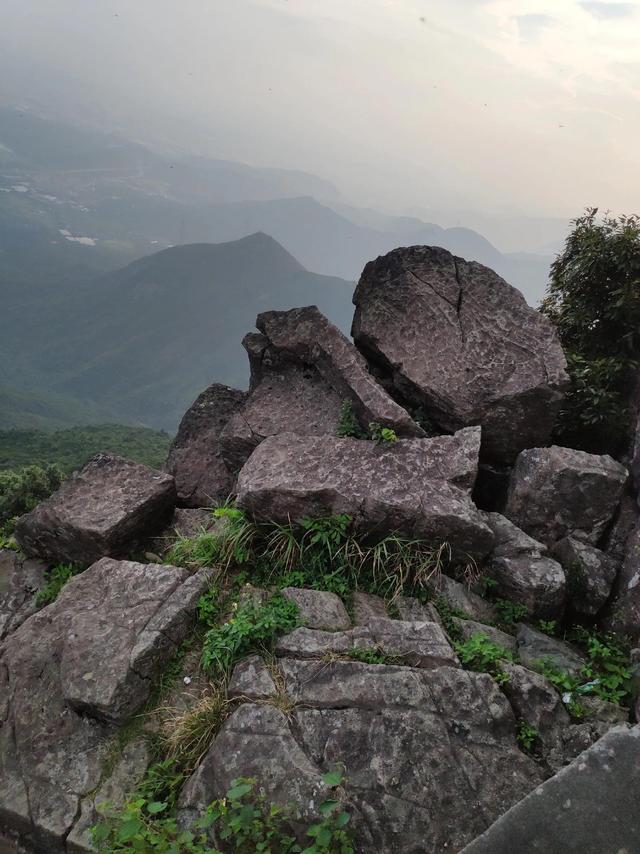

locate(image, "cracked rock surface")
[[0, 559, 210, 853], [351, 245, 568, 463]]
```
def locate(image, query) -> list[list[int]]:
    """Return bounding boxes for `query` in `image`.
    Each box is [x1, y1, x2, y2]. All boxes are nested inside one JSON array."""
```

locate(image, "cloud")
[[514, 13, 554, 41], [580, 1, 635, 18]]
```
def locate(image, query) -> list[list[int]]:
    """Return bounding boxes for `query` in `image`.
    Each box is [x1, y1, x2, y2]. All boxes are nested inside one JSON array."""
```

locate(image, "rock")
[[180, 659, 542, 852], [579, 696, 628, 724], [500, 661, 570, 751], [516, 625, 586, 678], [395, 595, 440, 624], [14, 454, 176, 565], [504, 446, 628, 547], [66, 739, 151, 853], [552, 537, 617, 616], [452, 618, 517, 656], [352, 591, 388, 624], [217, 305, 424, 475], [228, 655, 276, 701], [351, 245, 568, 463], [165, 507, 217, 539], [483, 513, 566, 619], [434, 574, 499, 624], [276, 619, 459, 669], [602, 521, 640, 642], [0, 559, 209, 851], [236, 429, 494, 560], [0, 550, 47, 640], [165, 383, 246, 507], [460, 725, 640, 854], [255, 306, 423, 438], [281, 587, 351, 631]]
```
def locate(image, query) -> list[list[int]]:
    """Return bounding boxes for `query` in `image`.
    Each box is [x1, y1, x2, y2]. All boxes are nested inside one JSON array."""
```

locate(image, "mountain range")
[[0, 106, 566, 432]]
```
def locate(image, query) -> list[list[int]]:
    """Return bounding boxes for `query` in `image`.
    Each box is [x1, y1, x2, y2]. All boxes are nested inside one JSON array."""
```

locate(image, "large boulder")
[[603, 521, 640, 641], [166, 383, 246, 506], [218, 306, 424, 472], [552, 536, 618, 617], [236, 428, 494, 559], [504, 446, 628, 547], [0, 549, 47, 641], [0, 558, 210, 852], [15, 454, 176, 565], [351, 245, 568, 463], [483, 513, 566, 619], [181, 650, 541, 853], [460, 725, 640, 854]]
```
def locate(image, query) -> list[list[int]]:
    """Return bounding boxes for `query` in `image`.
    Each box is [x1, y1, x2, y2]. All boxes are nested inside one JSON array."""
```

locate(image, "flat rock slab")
[[0, 549, 47, 641], [236, 429, 494, 559], [0, 559, 210, 852], [352, 590, 388, 624], [166, 383, 246, 507], [460, 725, 640, 854], [351, 245, 568, 463], [281, 587, 351, 631], [275, 619, 458, 669], [15, 453, 176, 565], [181, 659, 542, 853], [516, 625, 586, 678], [434, 574, 499, 624], [505, 446, 628, 547]]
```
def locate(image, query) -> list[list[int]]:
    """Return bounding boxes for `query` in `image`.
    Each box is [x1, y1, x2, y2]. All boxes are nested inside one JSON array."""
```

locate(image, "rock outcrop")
[[0, 550, 47, 641], [166, 383, 246, 506], [352, 245, 568, 463], [15, 454, 176, 565], [0, 558, 210, 852], [552, 536, 618, 616], [236, 428, 494, 558], [504, 446, 628, 547], [483, 513, 566, 619], [460, 725, 640, 854]]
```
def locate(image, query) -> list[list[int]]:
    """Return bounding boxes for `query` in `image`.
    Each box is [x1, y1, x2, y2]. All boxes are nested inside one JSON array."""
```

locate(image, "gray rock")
[[500, 661, 570, 751], [395, 595, 440, 624], [255, 306, 423, 438], [434, 574, 499, 624], [552, 536, 618, 616], [504, 446, 628, 547], [276, 619, 458, 669], [228, 655, 276, 700], [352, 245, 568, 463], [352, 590, 388, 624], [0, 550, 47, 640], [66, 739, 151, 853], [165, 383, 246, 507], [516, 625, 586, 678], [15, 454, 176, 565], [453, 618, 517, 656], [0, 559, 208, 851], [181, 660, 542, 853], [460, 725, 640, 854], [236, 429, 494, 560], [602, 521, 640, 642], [281, 587, 351, 631], [483, 512, 566, 618]]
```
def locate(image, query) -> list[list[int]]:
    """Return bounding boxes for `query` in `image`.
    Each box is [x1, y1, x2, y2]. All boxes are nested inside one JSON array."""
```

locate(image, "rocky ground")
[[1, 245, 639, 853]]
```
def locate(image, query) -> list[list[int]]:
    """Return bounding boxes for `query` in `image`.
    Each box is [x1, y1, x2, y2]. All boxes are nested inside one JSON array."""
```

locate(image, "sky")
[[1, 0, 639, 218]]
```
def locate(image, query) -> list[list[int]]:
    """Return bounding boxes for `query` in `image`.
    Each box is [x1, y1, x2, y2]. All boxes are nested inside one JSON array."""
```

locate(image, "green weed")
[[36, 562, 82, 605]]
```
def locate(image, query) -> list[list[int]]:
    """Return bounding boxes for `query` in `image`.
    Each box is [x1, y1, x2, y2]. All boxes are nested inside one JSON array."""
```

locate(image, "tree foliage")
[[540, 208, 640, 452], [0, 463, 63, 529]]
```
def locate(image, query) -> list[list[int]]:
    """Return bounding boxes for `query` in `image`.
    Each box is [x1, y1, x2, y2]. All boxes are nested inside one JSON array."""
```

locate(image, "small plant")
[[537, 619, 558, 636], [516, 721, 538, 753], [36, 562, 82, 605], [494, 599, 529, 629], [433, 595, 469, 641], [201, 594, 299, 676], [343, 646, 397, 666], [454, 633, 512, 681], [197, 582, 222, 627], [535, 658, 584, 717], [368, 422, 398, 444], [136, 759, 187, 811], [575, 629, 632, 705], [337, 401, 365, 439], [160, 688, 233, 772]]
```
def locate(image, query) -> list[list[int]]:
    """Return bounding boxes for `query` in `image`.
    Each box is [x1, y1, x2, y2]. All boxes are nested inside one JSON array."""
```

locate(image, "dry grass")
[[159, 686, 234, 772]]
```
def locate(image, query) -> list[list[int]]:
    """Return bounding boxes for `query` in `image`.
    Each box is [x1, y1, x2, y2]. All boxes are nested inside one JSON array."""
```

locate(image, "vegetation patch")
[[36, 562, 83, 605], [0, 462, 63, 530], [454, 632, 512, 684]]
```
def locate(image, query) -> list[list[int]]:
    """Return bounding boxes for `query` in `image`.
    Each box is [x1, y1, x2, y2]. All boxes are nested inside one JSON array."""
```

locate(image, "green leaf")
[[147, 800, 168, 814], [321, 770, 343, 787]]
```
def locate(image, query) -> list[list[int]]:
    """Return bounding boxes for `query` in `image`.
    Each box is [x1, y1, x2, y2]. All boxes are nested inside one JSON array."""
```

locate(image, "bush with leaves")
[[540, 208, 640, 452], [454, 632, 512, 684], [0, 462, 63, 528]]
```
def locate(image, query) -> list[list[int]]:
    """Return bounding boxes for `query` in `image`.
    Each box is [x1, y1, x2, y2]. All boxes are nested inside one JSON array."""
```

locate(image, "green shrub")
[[368, 422, 397, 444], [0, 462, 63, 527], [201, 594, 299, 676], [93, 774, 353, 854], [36, 562, 82, 605], [516, 721, 538, 753], [454, 633, 512, 683], [337, 401, 365, 439], [540, 208, 640, 452], [494, 599, 529, 629]]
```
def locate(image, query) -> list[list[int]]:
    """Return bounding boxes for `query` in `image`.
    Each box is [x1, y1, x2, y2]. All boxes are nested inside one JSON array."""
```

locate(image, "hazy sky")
[[1, 0, 639, 217]]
